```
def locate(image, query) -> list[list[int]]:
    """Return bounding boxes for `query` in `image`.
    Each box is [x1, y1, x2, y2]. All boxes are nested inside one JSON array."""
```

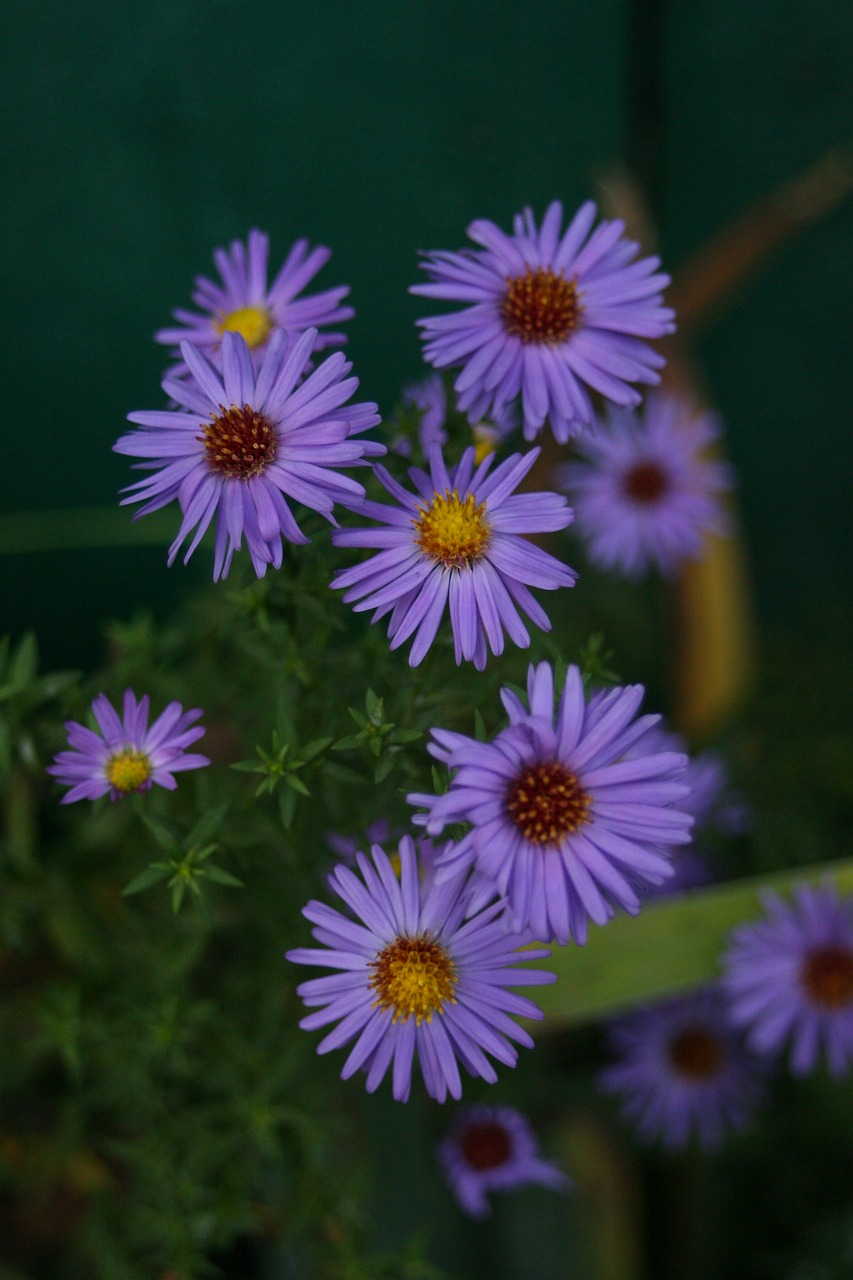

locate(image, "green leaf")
[[301, 737, 333, 762], [473, 709, 488, 742], [285, 773, 311, 796], [122, 864, 171, 897], [170, 880, 186, 913], [390, 728, 422, 744], [278, 786, 297, 830], [139, 811, 178, 851], [374, 753, 396, 784], [10, 633, 38, 689], [535, 857, 853, 1027], [187, 803, 229, 848], [333, 734, 365, 752], [204, 865, 244, 888]]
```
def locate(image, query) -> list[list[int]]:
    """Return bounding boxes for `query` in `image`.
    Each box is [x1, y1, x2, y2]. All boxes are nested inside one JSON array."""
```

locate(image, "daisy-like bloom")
[[409, 662, 692, 945], [331, 445, 577, 670], [155, 228, 353, 371], [438, 1104, 571, 1219], [599, 989, 766, 1151], [115, 329, 382, 581], [411, 201, 674, 444], [47, 690, 209, 804], [401, 373, 449, 454], [722, 884, 853, 1078], [286, 837, 556, 1103], [560, 394, 733, 579]]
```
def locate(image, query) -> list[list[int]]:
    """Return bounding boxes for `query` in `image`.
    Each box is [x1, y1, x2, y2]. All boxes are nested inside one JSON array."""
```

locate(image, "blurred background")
[[2, 3, 853, 1279], [2, 0, 852, 669]]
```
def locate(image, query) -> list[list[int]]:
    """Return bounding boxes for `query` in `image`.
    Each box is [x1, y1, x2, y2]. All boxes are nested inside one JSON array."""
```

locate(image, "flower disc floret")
[[332, 445, 577, 670], [723, 884, 853, 1077], [115, 328, 383, 581], [599, 989, 766, 1151], [215, 304, 273, 349], [409, 662, 692, 945], [286, 837, 556, 1103], [412, 200, 674, 443], [560, 393, 733, 580], [47, 689, 209, 804]]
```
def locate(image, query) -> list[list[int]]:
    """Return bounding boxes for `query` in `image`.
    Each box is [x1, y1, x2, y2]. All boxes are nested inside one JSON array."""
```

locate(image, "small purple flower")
[[48, 690, 209, 804], [411, 201, 674, 444], [599, 989, 766, 1151], [401, 373, 449, 455], [115, 329, 382, 581], [155, 228, 353, 372], [723, 884, 853, 1078], [409, 662, 692, 945], [438, 1104, 571, 1219], [286, 837, 556, 1103], [560, 394, 733, 579], [331, 445, 577, 670]]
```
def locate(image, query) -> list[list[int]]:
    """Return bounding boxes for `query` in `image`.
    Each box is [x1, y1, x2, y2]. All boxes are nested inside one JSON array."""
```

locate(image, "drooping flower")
[[409, 662, 692, 945], [722, 884, 853, 1078], [115, 329, 382, 581], [286, 837, 555, 1103], [438, 1104, 571, 1218], [411, 201, 674, 444], [331, 446, 577, 670], [392, 375, 517, 463], [48, 690, 209, 804], [560, 394, 733, 579], [155, 228, 353, 372], [599, 989, 766, 1151]]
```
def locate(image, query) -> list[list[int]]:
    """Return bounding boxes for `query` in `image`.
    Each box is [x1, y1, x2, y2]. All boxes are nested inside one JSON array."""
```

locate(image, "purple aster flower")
[[411, 200, 674, 444], [599, 989, 766, 1151], [722, 884, 853, 1078], [560, 393, 733, 579], [409, 662, 692, 945], [331, 445, 577, 670], [286, 836, 555, 1103], [438, 1104, 571, 1219], [155, 228, 353, 373], [47, 689, 209, 804], [402, 373, 449, 454], [115, 329, 382, 581]]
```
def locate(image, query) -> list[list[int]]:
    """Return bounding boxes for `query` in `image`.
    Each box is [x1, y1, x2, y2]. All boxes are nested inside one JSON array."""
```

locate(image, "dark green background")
[[2, 0, 852, 669]]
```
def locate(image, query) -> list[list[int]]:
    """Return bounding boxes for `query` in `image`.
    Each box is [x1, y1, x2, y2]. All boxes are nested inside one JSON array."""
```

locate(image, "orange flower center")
[[369, 935, 457, 1024], [414, 489, 491, 569], [200, 404, 277, 480], [500, 267, 581, 344], [507, 762, 591, 846], [801, 945, 853, 1009]]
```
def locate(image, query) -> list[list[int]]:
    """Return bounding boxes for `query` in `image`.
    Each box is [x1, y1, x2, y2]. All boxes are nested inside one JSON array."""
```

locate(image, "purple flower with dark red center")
[[47, 690, 209, 804], [599, 989, 766, 1151], [155, 228, 353, 373], [411, 201, 674, 444], [409, 662, 692, 945], [722, 884, 853, 1078], [115, 329, 382, 581], [331, 445, 577, 670], [560, 393, 733, 579], [286, 837, 555, 1103], [438, 1104, 571, 1219]]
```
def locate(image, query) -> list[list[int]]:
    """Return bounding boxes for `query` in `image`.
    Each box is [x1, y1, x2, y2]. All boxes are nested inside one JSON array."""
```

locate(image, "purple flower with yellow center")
[[560, 393, 733, 579], [722, 884, 853, 1078], [115, 328, 382, 581], [331, 445, 576, 670], [438, 1104, 571, 1219], [599, 989, 766, 1151], [155, 228, 353, 371], [286, 837, 555, 1103], [48, 690, 209, 804], [411, 201, 674, 444], [409, 662, 692, 945]]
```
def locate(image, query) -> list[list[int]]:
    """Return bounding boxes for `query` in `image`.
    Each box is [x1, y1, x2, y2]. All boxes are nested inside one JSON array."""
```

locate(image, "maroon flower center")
[[507, 762, 591, 846], [801, 945, 853, 1009], [500, 267, 581, 345], [460, 1121, 512, 1171], [621, 461, 669, 505], [200, 403, 277, 480], [668, 1026, 723, 1079]]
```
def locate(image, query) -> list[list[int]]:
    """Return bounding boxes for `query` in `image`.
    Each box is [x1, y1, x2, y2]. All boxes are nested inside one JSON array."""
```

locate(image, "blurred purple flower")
[[439, 1104, 571, 1218]]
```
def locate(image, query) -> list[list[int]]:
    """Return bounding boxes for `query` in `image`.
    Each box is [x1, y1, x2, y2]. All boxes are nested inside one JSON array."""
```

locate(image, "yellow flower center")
[[106, 748, 152, 794], [215, 304, 273, 350], [414, 489, 491, 569], [500, 267, 582, 344], [472, 426, 498, 466], [369, 935, 457, 1024], [507, 762, 592, 846]]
